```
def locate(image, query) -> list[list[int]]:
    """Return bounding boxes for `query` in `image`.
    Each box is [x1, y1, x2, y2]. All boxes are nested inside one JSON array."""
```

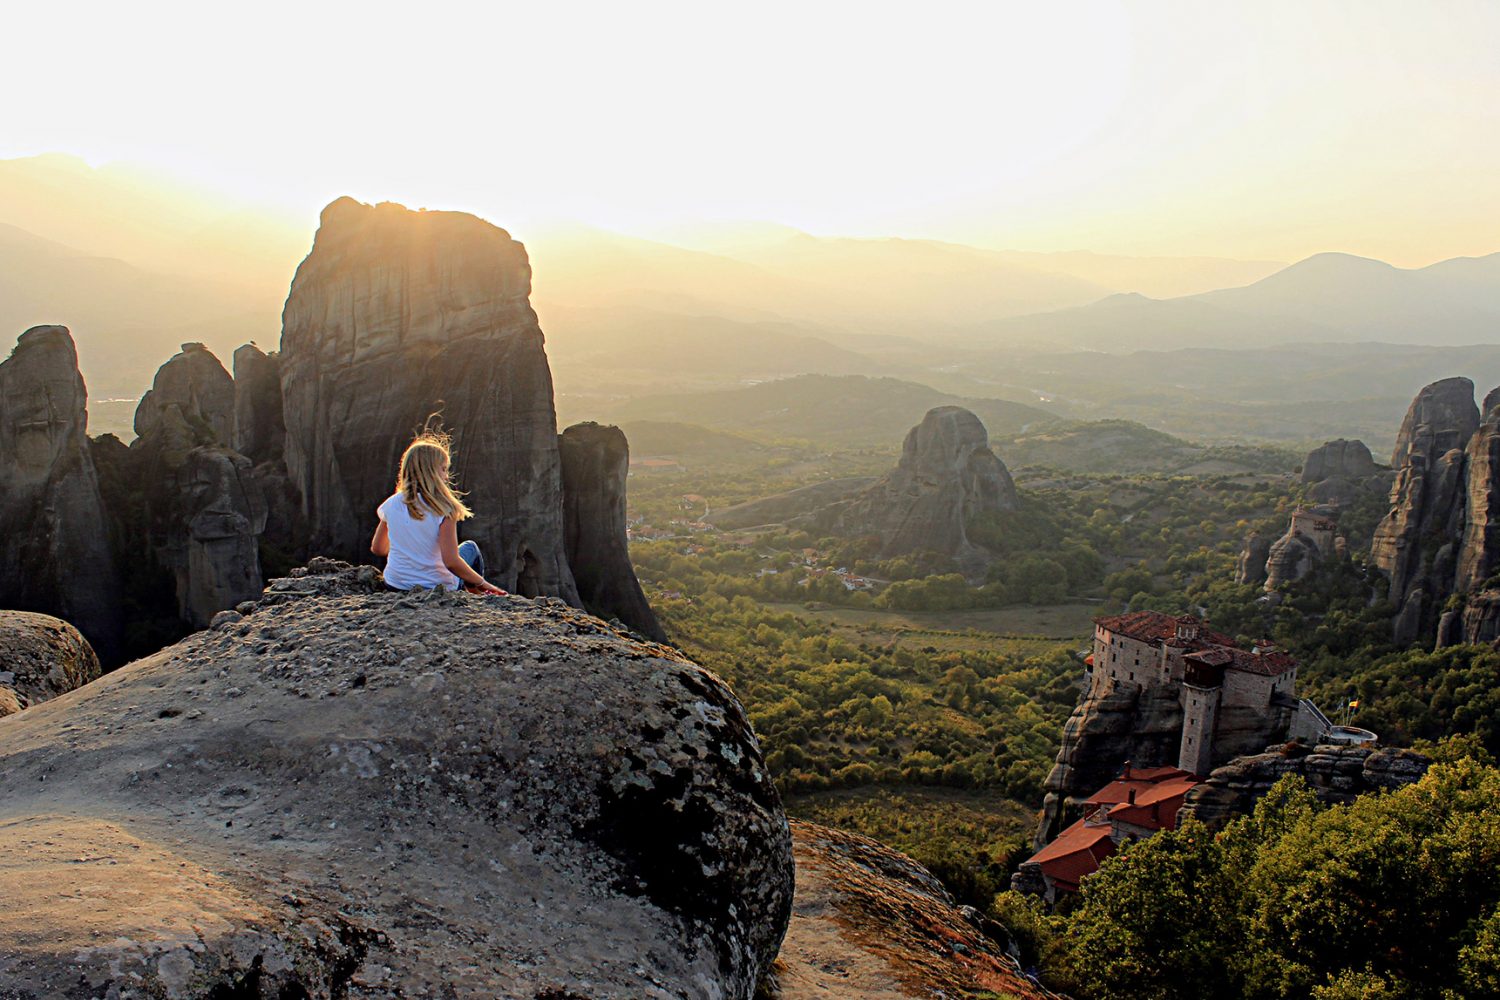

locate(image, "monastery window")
[[1129, 672, 1134, 681]]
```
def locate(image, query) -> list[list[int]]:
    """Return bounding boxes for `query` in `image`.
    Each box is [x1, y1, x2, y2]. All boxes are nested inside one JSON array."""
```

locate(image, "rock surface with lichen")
[[0, 610, 100, 718], [0, 559, 792, 999]]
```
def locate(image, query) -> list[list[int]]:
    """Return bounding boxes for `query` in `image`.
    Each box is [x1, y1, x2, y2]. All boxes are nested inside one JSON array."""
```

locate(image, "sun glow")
[[3, 0, 1498, 264]]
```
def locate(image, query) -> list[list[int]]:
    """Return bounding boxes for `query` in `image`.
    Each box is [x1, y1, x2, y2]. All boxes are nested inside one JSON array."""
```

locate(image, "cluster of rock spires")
[[1368, 377, 1500, 645], [710, 404, 1020, 577], [0, 198, 664, 661]]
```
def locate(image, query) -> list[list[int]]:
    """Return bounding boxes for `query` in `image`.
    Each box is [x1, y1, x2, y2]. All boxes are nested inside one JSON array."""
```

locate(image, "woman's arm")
[[439, 518, 504, 593], [370, 520, 390, 557]]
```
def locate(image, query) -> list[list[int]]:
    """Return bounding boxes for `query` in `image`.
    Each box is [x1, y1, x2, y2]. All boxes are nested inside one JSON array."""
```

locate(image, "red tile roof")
[[1096, 610, 1294, 676], [1094, 610, 1235, 648], [1028, 818, 1117, 893], [1028, 765, 1202, 892]]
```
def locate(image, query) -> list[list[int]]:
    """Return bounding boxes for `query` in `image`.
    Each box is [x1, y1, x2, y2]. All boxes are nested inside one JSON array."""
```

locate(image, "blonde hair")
[[395, 421, 472, 522]]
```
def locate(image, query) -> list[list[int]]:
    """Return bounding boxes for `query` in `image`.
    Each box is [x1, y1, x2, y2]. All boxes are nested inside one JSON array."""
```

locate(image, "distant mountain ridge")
[[986, 251, 1500, 350]]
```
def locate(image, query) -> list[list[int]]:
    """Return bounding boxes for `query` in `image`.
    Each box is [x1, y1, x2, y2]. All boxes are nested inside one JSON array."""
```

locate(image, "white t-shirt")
[[377, 493, 461, 591]]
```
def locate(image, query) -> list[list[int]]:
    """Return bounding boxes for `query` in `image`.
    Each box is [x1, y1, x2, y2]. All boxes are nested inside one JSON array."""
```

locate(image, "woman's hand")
[[473, 580, 508, 596]]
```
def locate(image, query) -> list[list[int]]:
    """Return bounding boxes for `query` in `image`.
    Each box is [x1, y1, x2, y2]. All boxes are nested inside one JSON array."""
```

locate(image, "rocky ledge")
[[1179, 742, 1432, 828], [0, 560, 792, 999], [767, 821, 1057, 1000]]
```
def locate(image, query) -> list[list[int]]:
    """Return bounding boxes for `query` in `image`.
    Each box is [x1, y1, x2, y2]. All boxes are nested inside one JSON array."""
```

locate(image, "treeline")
[[653, 593, 1077, 801]]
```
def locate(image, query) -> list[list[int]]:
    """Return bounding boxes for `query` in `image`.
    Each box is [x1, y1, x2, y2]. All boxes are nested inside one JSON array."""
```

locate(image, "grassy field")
[[763, 600, 1101, 655]]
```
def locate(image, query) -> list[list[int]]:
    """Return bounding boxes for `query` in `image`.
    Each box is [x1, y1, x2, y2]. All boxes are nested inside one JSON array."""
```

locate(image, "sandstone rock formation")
[[1460, 588, 1500, 645], [0, 326, 121, 660], [280, 198, 579, 602], [1179, 743, 1431, 828], [133, 341, 235, 445], [0, 560, 792, 998], [817, 406, 1018, 575], [1036, 683, 1186, 847], [231, 343, 284, 463], [560, 422, 668, 642], [127, 344, 269, 628], [1264, 529, 1322, 589], [0, 610, 100, 717], [767, 821, 1053, 999], [1234, 531, 1271, 586], [1302, 438, 1377, 484], [1458, 407, 1500, 593], [1371, 378, 1480, 642]]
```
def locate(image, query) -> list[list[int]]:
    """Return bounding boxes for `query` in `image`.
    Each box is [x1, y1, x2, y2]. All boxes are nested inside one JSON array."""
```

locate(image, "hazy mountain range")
[[3, 152, 1498, 452]]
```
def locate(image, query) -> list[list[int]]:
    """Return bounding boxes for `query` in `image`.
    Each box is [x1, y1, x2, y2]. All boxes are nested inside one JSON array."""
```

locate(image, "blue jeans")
[[457, 540, 485, 582]]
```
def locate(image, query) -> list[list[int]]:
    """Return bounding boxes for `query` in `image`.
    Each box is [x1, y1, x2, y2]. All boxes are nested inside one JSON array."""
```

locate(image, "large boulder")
[[0, 560, 792, 998], [1458, 406, 1500, 592], [559, 422, 668, 642], [1301, 438, 1376, 484], [279, 197, 579, 602], [0, 325, 121, 660], [1179, 743, 1431, 828], [0, 610, 100, 717], [817, 406, 1018, 576]]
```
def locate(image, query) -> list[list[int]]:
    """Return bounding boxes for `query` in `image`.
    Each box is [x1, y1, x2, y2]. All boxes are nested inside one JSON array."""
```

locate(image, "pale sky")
[[4, 0, 1497, 265]]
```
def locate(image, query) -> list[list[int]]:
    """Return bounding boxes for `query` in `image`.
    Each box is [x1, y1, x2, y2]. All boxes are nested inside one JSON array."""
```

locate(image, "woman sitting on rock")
[[370, 426, 507, 595]]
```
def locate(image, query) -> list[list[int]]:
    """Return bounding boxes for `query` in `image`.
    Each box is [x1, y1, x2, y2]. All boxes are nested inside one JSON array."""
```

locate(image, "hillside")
[[608, 374, 1060, 447]]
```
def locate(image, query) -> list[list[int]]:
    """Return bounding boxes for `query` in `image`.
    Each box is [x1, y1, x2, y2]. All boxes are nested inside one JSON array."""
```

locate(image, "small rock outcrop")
[[0, 610, 100, 717], [769, 821, 1054, 1000], [817, 406, 1018, 575], [1460, 588, 1500, 645], [1302, 438, 1377, 483], [280, 198, 579, 602], [1235, 531, 1272, 586], [0, 560, 792, 998], [0, 326, 121, 660], [231, 343, 285, 463], [1179, 743, 1431, 828], [126, 345, 269, 628], [559, 422, 668, 642], [1371, 378, 1479, 641]]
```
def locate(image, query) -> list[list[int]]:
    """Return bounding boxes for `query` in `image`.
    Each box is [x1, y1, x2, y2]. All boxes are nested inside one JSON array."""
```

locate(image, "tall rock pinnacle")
[[279, 198, 579, 601]]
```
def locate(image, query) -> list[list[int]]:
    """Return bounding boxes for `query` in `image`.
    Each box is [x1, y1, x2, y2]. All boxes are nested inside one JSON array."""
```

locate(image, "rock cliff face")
[[280, 198, 579, 602], [1036, 683, 1184, 847], [126, 345, 269, 628], [0, 610, 100, 717], [231, 343, 284, 463], [1235, 531, 1271, 586], [1264, 530, 1321, 590], [0, 326, 122, 660], [1302, 438, 1377, 483], [769, 821, 1054, 1000], [1458, 409, 1500, 593], [1371, 378, 1480, 642], [818, 406, 1018, 575], [1179, 743, 1431, 828], [560, 422, 668, 642], [0, 560, 792, 999]]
